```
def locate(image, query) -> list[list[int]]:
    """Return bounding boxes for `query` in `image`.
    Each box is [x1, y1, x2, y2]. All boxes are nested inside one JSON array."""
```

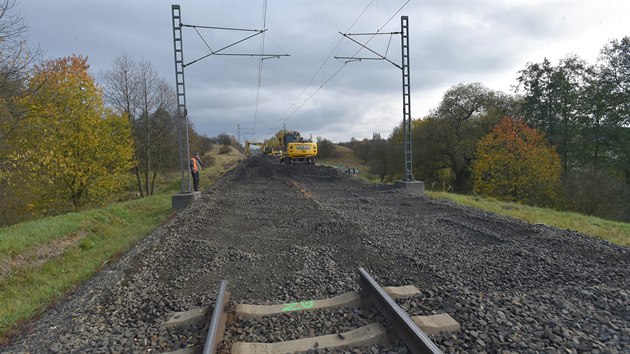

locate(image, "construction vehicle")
[[244, 140, 265, 157], [277, 131, 317, 165], [263, 134, 282, 156]]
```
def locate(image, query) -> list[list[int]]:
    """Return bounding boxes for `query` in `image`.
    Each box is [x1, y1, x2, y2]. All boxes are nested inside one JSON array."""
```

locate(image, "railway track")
[[162, 268, 459, 354], [5, 158, 627, 353]]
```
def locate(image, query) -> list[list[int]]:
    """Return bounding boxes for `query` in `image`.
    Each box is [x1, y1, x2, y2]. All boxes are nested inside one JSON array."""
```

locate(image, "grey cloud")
[[16, 0, 628, 142]]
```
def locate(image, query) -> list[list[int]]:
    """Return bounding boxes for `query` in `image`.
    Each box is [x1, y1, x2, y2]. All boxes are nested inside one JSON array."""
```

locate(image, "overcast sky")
[[14, 0, 629, 143]]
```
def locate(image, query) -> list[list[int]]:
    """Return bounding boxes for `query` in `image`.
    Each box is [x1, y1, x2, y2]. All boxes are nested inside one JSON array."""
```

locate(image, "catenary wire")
[[283, 0, 410, 123], [282, 0, 376, 122]]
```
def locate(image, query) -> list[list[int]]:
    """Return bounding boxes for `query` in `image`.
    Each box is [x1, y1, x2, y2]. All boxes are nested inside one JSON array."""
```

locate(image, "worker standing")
[[190, 153, 203, 192]]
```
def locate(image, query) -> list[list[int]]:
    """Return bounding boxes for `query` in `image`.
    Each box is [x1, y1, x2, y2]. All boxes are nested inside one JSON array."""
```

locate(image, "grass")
[[0, 194, 171, 340], [427, 191, 630, 247], [0, 145, 242, 341]]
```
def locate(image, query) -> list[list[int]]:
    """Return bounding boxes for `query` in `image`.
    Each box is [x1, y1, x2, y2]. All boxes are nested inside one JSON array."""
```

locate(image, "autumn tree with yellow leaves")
[[13, 55, 133, 211], [473, 117, 561, 206]]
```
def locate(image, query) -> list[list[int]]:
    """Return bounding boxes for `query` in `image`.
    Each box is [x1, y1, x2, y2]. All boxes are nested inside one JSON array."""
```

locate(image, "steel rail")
[[358, 268, 442, 354], [202, 280, 230, 354]]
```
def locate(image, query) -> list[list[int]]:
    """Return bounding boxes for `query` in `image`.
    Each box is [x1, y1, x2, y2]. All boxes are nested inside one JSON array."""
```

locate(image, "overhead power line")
[[171, 4, 289, 192], [282, 0, 376, 123], [282, 0, 410, 124]]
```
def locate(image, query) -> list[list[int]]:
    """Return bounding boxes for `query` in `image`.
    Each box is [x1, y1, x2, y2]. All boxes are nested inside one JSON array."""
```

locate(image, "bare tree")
[[0, 0, 41, 224], [100, 53, 140, 119], [101, 54, 178, 196], [0, 0, 40, 95], [135, 59, 178, 195], [100, 53, 145, 195]]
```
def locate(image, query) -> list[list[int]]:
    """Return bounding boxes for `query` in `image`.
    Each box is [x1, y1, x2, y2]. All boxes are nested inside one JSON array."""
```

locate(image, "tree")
[[15, 55, 133, 210], [473, 117, 561, 206], [0, 0, 40, 95], [135, 59, 178, 196], [411, 82, 515, 192], [101, 54, 178, 196], [197, 134, 215, 155], [406, 117, 456, 189], [576, 64, 620, 173], [0, 0, 42, 223], [561, 169, 630, 222], [598, 37, 630, 121], [352, 138, 370, 164], [516, 56, 587, 174], [595, 37, 630, 180], [316, 137, 339, 159], [366, 133, 397, 182], [217, 133, 233, 146]]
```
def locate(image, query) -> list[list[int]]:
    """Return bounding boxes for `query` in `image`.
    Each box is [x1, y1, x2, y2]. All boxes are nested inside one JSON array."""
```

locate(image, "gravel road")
[[2, 157, 629, 353]]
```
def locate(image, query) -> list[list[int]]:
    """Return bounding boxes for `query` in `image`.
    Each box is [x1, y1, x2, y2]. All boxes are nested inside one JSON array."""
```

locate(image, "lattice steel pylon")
[[170, 4, 288, 194], [171, 5, 191, 193], [335, 16, 416, 183], [400, 16, 413, 182]]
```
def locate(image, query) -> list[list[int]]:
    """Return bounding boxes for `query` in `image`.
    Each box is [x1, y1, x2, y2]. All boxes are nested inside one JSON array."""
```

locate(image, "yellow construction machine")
[[244, 140, 265, 156], [276, 131, 317, 165]]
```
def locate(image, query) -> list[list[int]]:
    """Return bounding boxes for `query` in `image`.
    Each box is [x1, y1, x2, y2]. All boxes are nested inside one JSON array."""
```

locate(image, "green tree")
[[561, 169, 630, 222], [365, 133, 395, 182], [406, 82, 515, 192], [316, 137, 339, 159], [217, 133, 233, 146], [473, 117, 561, 205], [598, 37, 630, 122], [516, 56, 587, 174], [15, 55, 133, 210], [404, 118, 456, 190], [595, 37, 630, 181], [352, 138, 370, 164]]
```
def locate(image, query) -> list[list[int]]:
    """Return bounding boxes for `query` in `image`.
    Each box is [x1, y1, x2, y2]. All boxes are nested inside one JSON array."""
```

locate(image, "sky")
[[14, 0, 630, 143]]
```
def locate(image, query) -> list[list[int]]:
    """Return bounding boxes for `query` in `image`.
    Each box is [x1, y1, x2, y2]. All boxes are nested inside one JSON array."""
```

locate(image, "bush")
[[203, 155, 216, 167], [560, 170, 630, 222], [316, 137, 339, 159], [219, 145, 231, 155], [199, 137, 214, 153], [473, 118, 561, 206], [217, 133, 232, 146]]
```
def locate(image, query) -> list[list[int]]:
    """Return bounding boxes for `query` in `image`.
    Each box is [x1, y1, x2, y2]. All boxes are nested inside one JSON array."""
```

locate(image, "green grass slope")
[[0, 145, 242, 341]]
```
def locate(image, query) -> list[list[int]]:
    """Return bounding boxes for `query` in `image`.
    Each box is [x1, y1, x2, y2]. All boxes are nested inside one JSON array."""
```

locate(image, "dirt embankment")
[[2, 157, 629, 353]]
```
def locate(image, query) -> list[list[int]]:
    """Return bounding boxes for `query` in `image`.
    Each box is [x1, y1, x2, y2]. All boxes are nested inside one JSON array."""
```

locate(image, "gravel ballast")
[[2, 157, 629, 353]]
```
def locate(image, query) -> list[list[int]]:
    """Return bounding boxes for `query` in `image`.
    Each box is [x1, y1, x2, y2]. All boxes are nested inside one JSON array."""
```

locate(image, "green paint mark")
[[281, 303, 300, 312], [300, 300, 314, 309], [281, 300, 315, 312]]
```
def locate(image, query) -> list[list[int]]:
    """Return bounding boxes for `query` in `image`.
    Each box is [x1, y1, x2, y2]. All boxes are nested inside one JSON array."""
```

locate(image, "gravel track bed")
[[2, 156, 629, 354]]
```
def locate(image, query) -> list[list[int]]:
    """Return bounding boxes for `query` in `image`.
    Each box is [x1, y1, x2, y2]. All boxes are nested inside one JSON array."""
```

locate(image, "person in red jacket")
[[190, 153, 203, 191]]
